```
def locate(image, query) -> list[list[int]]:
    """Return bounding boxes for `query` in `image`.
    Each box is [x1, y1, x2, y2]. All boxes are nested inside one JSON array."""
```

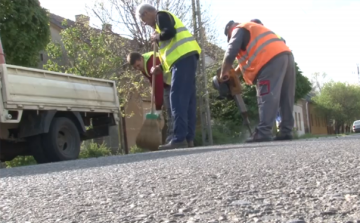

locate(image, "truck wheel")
[[43, 117, 81, 162]]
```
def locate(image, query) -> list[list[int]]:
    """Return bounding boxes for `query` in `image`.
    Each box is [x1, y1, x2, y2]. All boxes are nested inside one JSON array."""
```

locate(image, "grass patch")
[[5, 156, 37, 168], [297, 133, 349, 139], [129, 145, 149, 154], [79, 142, 113, 158]]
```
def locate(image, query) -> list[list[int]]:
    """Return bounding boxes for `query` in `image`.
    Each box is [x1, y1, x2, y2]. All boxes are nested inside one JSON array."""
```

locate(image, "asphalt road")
[[1, 134, 360, 223]]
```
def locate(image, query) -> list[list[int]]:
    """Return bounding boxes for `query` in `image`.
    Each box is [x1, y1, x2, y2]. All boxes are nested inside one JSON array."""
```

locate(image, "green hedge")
[[5, 141, 114, 168]]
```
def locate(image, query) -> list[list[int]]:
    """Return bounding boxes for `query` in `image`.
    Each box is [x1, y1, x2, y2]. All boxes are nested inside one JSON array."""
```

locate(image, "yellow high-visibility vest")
[[142, 51, 154, 77], [155, 10, 201, 73], [142, 51, 171, 85]]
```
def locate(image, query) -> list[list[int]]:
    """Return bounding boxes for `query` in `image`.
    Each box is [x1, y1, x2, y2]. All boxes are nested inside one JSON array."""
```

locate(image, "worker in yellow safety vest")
[[127, 51, 173, 143], [136, 3, 202, 150]]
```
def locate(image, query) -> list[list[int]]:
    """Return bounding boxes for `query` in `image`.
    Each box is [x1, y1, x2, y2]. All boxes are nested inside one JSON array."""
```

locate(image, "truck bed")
[[0, 64, 120, 113]]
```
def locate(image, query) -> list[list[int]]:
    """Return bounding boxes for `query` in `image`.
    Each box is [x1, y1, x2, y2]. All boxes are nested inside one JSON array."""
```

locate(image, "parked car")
[[352, 120, 360, 133]]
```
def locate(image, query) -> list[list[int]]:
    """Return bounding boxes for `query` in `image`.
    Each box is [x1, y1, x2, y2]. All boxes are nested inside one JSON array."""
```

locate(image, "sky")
[[39, 0, 360, 85]]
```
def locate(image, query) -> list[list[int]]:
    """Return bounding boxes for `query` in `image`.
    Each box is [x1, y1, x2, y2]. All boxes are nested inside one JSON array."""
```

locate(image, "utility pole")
[[191, 0, 213, 145]]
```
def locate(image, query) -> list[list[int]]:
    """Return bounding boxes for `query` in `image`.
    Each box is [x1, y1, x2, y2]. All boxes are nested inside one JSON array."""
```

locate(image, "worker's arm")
[[147, 55, 164, 110], [156, 12, 176, 41], [221, 28, 248, 73]]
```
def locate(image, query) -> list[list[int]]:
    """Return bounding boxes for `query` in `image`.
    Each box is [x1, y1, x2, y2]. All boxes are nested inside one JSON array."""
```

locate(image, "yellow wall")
[[308, 103, 328, 135]]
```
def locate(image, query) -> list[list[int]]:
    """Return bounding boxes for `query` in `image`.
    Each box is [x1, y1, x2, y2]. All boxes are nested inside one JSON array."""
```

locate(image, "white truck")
[[0, 39, 121, 164]]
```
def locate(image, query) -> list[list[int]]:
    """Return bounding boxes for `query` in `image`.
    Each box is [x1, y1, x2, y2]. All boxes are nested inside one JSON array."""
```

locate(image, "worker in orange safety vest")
[[220, 20, 296, 143], [250, 18, 287, 134]]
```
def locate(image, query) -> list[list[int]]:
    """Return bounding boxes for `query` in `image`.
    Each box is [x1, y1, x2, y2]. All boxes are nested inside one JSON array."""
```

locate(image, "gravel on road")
[[1, 135, 360, 223]]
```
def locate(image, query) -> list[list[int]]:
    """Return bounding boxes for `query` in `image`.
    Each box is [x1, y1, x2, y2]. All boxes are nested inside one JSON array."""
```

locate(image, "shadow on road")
[[0, 142, 290, 178]]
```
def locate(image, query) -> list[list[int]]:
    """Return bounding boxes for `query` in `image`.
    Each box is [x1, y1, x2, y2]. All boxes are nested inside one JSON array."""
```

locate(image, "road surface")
[[1, 134, 360, 223]]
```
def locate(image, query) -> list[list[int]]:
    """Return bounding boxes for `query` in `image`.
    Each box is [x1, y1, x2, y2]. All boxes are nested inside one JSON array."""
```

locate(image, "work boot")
[[165, 135, 172, 144], [187, 140, 194, 148], [158, 140, 188, 151], [273, 134, 293, 141], [245, 130, 273, 143]]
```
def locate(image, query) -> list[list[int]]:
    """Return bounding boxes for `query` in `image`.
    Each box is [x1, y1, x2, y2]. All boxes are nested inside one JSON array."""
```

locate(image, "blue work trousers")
[[170, 54, 197, 143]]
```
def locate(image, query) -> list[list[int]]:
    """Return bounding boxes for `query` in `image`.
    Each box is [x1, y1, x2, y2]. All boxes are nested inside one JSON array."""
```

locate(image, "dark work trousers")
[[170, 54, 197, 143], [163, 85, 173, 143], [255, 52, 296, 138]]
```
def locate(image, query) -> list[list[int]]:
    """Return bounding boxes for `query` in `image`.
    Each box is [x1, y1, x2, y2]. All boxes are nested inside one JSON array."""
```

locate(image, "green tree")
[[0, 0, 50, 67], [294, 62, 312, 102], [44, 21, 148, 109], [313, 82, 360, 133]]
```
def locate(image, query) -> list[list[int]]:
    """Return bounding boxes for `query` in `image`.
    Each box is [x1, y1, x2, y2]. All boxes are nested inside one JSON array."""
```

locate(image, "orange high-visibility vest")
[[234, 22, 291, 85]]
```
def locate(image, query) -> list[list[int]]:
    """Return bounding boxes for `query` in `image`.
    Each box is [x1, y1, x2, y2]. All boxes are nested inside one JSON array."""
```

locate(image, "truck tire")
[[42, 117, 81, 162]]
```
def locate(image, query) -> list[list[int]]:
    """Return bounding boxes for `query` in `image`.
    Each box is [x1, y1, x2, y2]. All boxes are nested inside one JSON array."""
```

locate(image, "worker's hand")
[[150, 32, 160, 43], [154, 110, 162, 116], [220, 62, 232, 82], [220, 70, 230, 82], [150, 65, 162, 75]]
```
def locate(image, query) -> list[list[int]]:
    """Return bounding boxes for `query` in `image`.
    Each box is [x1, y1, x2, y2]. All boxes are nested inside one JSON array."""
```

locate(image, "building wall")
[[293, 102, 305, 136], [38, 24, 64, 69], [301, 100, 311, 134], [308, 102, 328, 135], [124, 92, 148, 149]]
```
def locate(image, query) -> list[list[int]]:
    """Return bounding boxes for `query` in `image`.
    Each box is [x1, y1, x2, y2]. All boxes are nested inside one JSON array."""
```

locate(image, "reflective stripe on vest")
[[155, 10, 201, 73], [163, 71, 172, 85], [237, 31, 275, 64], [143, 51, 172, 85], [234, 22, 291, 85], [142, 51, 153, 77], [237, 31, 284, 70]]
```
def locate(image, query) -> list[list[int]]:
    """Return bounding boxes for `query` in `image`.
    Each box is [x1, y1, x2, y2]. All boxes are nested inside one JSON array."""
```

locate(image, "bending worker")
[[136, 3, 201, 150], [127, 51, 173, 143], [250, 18, 287, 133], [220, 20, 296, 143]]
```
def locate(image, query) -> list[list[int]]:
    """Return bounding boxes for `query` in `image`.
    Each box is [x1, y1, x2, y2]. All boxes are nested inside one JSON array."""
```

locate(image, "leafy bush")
[[5, 156, 37, 168], [194, 121, 250, 146], [79, 142, 112, 158], [4, 142, 113, 168], [129, 145, 149, 154]]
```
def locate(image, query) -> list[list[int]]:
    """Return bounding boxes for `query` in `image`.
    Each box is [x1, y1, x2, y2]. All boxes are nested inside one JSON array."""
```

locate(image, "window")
[[40, 53, 43, 61], [295, 112, 298, 130], [298, 113, 302, 130]]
